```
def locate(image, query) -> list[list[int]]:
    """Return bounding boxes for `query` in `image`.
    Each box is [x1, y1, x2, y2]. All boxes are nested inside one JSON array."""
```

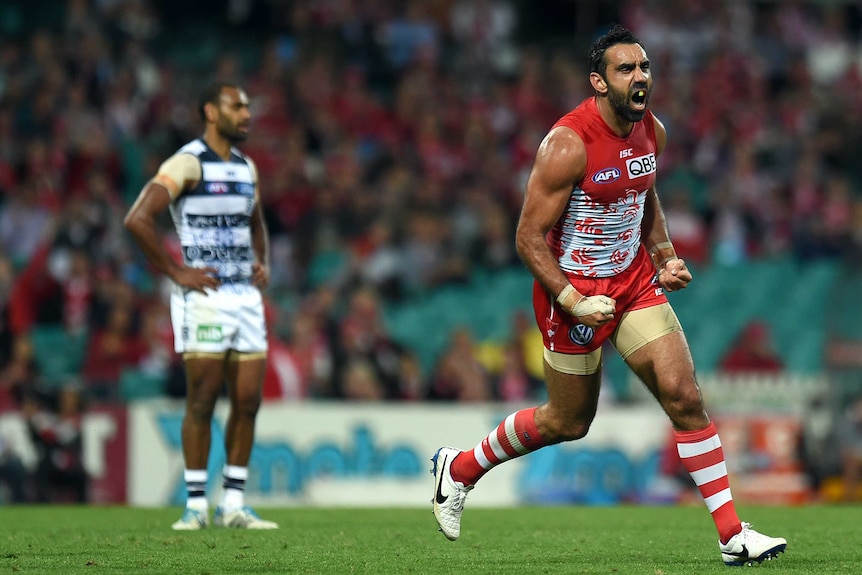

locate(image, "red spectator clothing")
[[720, 349, 784, 373], [63, 275, 92, 334], [263, 338, 316, 400], [265, 182, 317, 234], [719, 322, 784, 373], [82, 330, 147, 385], [263, 337, 299, 399], [8, 246, 61, 335], [331, 81, 396, 142]]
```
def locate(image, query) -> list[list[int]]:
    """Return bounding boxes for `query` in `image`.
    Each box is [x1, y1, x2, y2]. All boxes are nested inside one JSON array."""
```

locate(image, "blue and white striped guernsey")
[[169, 139, 257, 284]]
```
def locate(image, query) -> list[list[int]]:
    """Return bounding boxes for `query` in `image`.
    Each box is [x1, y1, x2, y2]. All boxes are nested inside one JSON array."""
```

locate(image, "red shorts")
[[532, 247, 667, 354]]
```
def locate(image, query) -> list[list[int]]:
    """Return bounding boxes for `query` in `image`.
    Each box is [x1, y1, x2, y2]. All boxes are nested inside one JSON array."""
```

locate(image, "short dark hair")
[[589, 25, 642, 76], [197, 81, 241, 122]]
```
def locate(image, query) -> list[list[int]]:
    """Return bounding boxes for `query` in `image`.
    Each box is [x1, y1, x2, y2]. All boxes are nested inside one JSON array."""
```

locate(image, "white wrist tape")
[[556, 285, 614, 317], [556, 284, 576, 308], [571, 295, 615, 317]]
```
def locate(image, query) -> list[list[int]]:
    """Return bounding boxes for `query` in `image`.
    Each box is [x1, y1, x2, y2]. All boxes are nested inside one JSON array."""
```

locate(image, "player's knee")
[[185, 378, 222, 419], [662, 379, 704, 419], [186, 396, 217, 421], [232, 391, 262, 417]]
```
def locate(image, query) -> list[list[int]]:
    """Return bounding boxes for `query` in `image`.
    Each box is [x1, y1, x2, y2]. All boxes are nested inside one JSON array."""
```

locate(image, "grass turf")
[[0, 505, 857, 574]]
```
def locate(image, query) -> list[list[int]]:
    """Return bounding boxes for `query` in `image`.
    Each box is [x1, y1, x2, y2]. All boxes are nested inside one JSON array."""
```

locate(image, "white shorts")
[[171, 283, 268, 354]]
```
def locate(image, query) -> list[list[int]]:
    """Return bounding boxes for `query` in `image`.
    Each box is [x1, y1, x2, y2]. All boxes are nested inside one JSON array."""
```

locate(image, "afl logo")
[[207, 182, 229, 194], [569, 324, 594, 346], [591, 167, 621, 184]]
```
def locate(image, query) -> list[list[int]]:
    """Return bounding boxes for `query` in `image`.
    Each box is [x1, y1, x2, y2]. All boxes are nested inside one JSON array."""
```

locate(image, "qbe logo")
[[625, 153, 656, 179]]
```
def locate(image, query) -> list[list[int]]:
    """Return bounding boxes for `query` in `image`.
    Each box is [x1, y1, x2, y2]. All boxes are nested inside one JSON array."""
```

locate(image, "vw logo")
[[569, 324, 594, 346]]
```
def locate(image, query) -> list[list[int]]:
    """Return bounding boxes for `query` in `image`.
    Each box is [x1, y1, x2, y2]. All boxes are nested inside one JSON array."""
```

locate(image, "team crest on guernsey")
[[546, 318, 560, 339], [569, 324, 594, 346]]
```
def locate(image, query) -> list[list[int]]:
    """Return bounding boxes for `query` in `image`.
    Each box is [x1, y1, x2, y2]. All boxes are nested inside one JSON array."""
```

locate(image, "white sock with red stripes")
[[450, 407, 549, 486], [674, 421, 743, 544]]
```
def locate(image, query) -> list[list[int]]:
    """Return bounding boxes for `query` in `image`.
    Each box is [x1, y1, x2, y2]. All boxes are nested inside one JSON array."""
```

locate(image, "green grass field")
[[0, 505, 857, 574]]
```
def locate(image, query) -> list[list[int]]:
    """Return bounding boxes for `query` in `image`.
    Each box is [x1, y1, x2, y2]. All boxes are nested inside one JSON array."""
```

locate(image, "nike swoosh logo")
[[435, 454, 449, 505], [726, 544, 749, 558]]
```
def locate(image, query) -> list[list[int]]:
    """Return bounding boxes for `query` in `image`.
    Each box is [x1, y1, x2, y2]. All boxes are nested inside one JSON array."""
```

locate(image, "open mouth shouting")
[[631, 87, 648, 109]]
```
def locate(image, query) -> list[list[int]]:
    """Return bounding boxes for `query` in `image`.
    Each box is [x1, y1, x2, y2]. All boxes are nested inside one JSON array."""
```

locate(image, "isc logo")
[[626, 153, 656, 179], [591, 167, 621, 184]]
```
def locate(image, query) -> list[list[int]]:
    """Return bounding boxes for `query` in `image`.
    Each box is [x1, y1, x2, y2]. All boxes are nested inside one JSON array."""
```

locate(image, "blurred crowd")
[[0, 0, 860, 413]]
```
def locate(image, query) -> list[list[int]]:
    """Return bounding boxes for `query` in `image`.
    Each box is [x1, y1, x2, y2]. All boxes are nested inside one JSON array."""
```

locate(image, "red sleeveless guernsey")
[[548, 97, 658, 278]]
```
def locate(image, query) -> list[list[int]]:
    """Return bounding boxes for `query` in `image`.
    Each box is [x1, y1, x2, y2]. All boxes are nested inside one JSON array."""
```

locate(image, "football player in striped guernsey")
[[125, 82, 277, 530], [431, 26, 786, 566]]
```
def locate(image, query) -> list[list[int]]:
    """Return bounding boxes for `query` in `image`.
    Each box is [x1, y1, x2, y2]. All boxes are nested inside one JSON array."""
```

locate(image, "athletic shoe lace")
[[451, 486, 471, 512]]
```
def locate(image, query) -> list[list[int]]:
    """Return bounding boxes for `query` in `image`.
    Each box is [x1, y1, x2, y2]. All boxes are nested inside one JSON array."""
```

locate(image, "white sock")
[[184, 469, 208, 512], [221, 465, 248, 511]]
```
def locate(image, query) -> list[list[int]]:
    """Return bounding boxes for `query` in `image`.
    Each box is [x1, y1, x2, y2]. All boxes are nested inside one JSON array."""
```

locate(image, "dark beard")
[[221, 129, 248, 144], [607, 85, 646, 123], [217, 119, 248, 143]]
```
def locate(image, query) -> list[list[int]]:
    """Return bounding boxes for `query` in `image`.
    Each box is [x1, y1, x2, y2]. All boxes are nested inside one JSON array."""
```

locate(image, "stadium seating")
[[29, 325, 88, 387], [119, 368, 166, 401], [382, 258, 844, 381]]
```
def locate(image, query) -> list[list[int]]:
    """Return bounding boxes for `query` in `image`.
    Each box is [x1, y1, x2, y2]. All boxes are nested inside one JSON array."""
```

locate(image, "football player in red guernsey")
[[431, 25, 787, 567]]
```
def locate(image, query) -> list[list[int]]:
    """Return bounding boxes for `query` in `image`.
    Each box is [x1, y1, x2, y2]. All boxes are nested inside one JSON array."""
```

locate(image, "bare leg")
[[451, 358, 603, 486], [223, 354, 265, 466], [214, 354, 278, 528], [626, 331, 742, 543], [182, 355, 227, 469], [625, 331, 709, 431], [534, 363, 602, 442]]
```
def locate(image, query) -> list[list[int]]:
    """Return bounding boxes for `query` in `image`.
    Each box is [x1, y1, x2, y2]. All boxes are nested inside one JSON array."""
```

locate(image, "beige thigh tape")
[[543, 346, 603, 375], [611, 303, 682, 359]]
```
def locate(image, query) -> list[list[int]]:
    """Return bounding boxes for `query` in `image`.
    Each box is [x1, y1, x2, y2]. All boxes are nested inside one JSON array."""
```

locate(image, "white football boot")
[[431, 447, 473, 541], [719, 522, 787, 566], [212, 506, 278, 529], [171, 508, 209, 530]]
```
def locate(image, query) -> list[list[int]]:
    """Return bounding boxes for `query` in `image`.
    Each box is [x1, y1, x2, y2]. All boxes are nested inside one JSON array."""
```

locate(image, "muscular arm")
[[123, 154, 220, 293], [123, 181, 184, 280], [641, 185, 676, 269], [516, 127, 615, 326], [246, 158, 270, 290], [640, 114, 691, 291], [516, 126, 585, 299], [640, 114, 671, 256], [249, 200, 270, 290]]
